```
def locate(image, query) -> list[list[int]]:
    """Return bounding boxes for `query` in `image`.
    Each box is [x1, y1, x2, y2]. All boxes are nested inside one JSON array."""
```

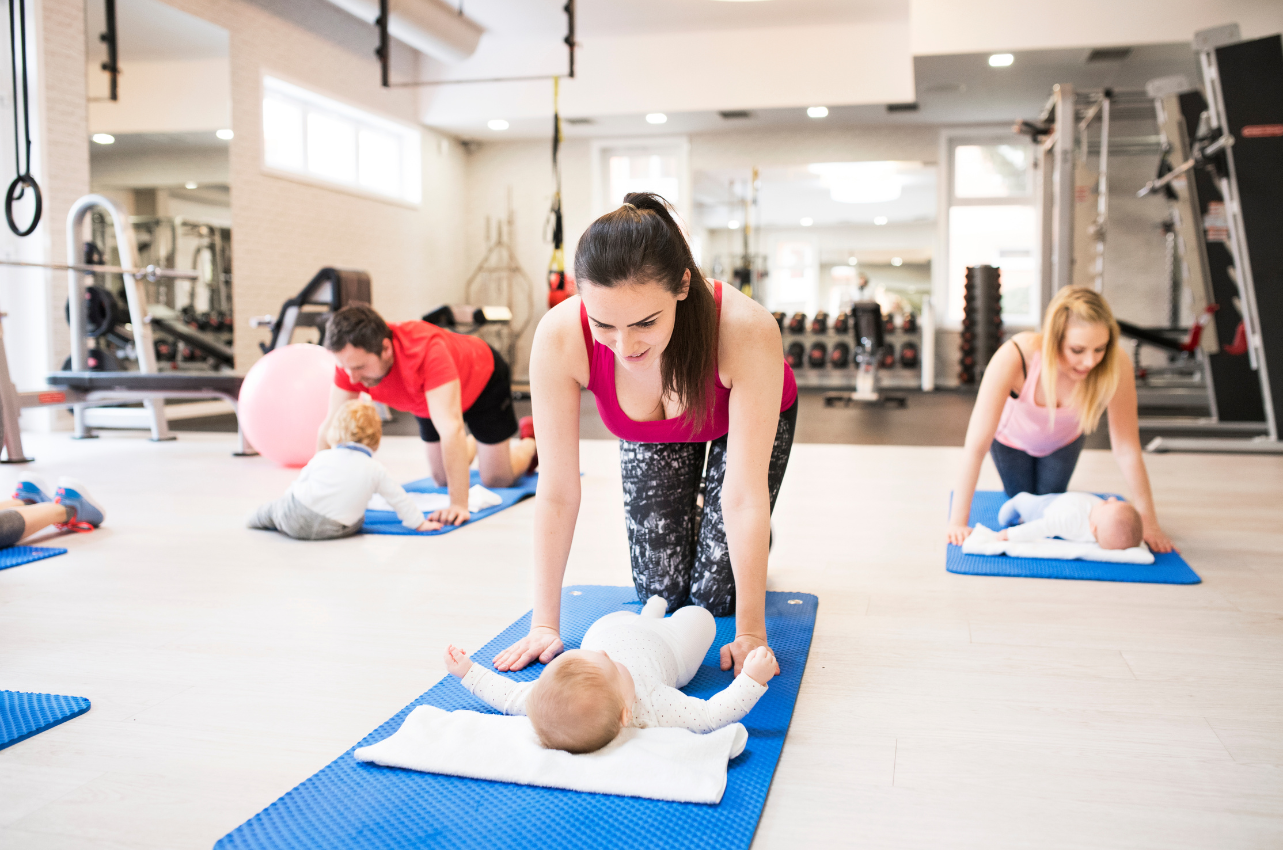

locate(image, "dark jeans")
[[618, 399, 798, 617], [990, 434, 1086, 497]]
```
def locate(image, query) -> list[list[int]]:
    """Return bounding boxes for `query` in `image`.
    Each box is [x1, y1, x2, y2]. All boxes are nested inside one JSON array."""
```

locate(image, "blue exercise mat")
[[947, 491, 1200, 584], [0, 545, 68, 572], [216, 585, 818, 850], [362, 471, 538, 536], [1, 690, 91, 750]]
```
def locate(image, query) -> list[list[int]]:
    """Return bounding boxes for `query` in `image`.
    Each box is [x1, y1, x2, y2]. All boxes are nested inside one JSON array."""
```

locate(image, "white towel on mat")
[[962, 523, 1154, 564], [367, 485, 503, 515], [354, 704, 748, 804]]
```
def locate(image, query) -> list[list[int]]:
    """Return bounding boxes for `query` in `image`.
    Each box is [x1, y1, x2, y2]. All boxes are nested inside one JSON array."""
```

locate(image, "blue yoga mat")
[[362, 471, 538, 536], [0, 545, 67, 572], [947, 491, 1200, 584], [216, 585, 818, 850], [1, 690, 91, 750]]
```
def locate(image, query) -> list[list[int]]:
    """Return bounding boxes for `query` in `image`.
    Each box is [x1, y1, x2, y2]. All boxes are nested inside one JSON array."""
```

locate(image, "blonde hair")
[[1040, 287, 1127, 434], [327, 400, 382, 451], [1097, 500, 1144, 550], [525, 655, 625, 754]]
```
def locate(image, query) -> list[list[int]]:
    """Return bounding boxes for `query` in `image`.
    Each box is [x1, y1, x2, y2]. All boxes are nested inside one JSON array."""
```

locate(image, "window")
[[592, 138, 690, 219], [261, 76, 421, 205], [942, 137, 1036, 325]]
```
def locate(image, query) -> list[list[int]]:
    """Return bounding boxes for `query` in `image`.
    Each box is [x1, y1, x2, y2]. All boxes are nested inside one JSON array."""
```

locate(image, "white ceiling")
[[84, 0, 228, 63]]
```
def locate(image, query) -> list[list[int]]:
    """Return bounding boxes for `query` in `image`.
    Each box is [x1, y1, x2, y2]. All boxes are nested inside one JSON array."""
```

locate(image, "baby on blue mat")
[[248, 400, 440, 540], [997, 491, 1143, 550], [444, 596, 777, 754]]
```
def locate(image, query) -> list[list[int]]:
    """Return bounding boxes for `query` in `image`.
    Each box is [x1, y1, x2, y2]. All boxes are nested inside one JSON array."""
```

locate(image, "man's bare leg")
[[424, 437, 477, 487], [476, 438, 536, 489]]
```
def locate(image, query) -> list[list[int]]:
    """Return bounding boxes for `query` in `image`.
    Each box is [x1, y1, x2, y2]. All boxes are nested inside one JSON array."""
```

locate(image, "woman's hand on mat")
[[429, 504, 471, 526], [720, 634, 778, 678], [946, 524, 973, 545], [444, 644, 473, 678], [742, 646, 777, 686], [1143, 521, 1175, 553], [416, 518, 444, 532], [492, 626, 564, 672]]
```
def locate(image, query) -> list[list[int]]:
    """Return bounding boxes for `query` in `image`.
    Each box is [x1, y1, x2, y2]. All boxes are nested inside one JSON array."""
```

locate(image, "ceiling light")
[[92, 133, 115, 145], [216, 128, 234, 140], [988, 53, 1014, 67], [874, 216, 888, 225], [848, 257, 858, 265], [800, 217, 813, 227], [728, 220, 740, 230], [646, 113, 668, 125], [185, 182, 198, 189], [891, 257, 903, 266], [487, 119, 509, 131], [806, 106, 829, 119]]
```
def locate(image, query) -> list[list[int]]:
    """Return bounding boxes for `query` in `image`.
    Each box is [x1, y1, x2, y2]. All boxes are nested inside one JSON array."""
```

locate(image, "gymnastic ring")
[[5, 174, 42, 237]]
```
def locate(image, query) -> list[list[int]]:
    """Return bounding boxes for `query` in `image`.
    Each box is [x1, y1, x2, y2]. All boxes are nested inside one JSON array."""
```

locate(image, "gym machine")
[[1139, 26, 1283, 454], [250, 268, 372, 352]]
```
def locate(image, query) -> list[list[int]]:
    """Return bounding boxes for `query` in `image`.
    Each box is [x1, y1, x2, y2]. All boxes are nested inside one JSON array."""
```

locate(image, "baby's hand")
[[416, 518, 443, 532], [444, 644, 473, 678], [996, 529, 1009, 541], [742, 646, 777, 686]]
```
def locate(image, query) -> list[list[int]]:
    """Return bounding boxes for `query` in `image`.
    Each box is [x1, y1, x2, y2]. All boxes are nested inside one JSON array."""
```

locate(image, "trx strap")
[[546, 76, 570, 308], [5, 0, 40, 237]]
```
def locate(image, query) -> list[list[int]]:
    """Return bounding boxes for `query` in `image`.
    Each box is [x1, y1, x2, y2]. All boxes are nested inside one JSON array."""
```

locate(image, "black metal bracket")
[[99, 0, 118, 101], [378, 0, 575, 88]]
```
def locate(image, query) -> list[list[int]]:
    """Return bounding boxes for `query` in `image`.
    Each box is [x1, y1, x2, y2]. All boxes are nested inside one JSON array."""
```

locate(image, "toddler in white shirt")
[[248, 400, 438, 540], [443, 596, 777, 754], [996, 491, 1143, 550]]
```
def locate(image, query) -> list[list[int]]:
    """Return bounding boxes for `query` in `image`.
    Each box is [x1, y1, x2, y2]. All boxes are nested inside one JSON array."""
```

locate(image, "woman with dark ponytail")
[[493, 193, 799, 677]]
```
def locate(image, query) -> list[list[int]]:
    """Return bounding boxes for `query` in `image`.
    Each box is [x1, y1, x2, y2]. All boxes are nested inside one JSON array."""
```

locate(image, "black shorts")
[[416, 346, 518, 445], [0, 508, 25, 549]]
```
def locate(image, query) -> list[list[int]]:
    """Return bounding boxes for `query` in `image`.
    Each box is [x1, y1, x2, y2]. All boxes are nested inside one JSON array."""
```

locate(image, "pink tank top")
[[993, 348, 1083, 457], [579, 281, 799, 443]]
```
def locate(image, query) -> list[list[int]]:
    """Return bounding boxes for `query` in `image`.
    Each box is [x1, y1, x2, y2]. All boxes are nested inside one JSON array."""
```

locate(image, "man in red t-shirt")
[[318, 304, 536, 526]]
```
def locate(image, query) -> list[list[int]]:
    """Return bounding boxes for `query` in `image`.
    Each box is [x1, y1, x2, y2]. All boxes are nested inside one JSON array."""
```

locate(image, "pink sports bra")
[[993, 346, 1083, 457], [579, 280, 798, 443]]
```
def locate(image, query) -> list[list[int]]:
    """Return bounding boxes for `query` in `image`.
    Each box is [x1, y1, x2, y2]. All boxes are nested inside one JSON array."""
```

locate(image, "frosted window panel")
[[262, 98, 304, 171], [358, 128, 401, 198], [608, 154, 679, 206], [954, 145, 1030, 198], [307, 112, 357, 184], [948, 205, 1037, 323]]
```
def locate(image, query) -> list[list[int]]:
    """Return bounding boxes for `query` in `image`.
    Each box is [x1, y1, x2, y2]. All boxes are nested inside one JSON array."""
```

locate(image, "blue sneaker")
[[14, 474, 53, 504], [54, 477, 106, 528]]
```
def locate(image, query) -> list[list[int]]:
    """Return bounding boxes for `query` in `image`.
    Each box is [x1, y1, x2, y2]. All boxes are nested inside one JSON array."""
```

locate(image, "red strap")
[[55, 520, 95, 534]]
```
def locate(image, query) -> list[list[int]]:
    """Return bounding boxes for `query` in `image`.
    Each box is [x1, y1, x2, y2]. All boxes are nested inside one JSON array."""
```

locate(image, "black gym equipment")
[[807, 341, 828, 369], [829, 341, 851, 368], [900, 341, 920, 369], [879, 344, 896, 370], [787, 312, 807, 335], [902, 312, 918, 333], [772, 311, 786, 333], [785, 341, 805, 369], [958, 265, 1002, 385], [5, 0, 41, 237], [832, 312, 849, 334], [256, 268, 371, 352], [809, 311, 828, 334]]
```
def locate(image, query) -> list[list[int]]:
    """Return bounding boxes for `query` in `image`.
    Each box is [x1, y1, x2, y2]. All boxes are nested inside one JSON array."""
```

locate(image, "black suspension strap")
[[6, 0, 40, 237]]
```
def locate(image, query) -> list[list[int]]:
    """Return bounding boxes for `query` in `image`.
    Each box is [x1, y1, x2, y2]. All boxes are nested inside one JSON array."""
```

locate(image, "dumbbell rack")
[[778, 310, 924, 390]]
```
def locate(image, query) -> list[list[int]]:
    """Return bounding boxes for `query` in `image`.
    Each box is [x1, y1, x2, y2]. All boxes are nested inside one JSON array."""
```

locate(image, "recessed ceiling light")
[[874, 216, 888, 225], [988, 53, 1014, 67], [216, 128, 234, 140], [646, 113, 668, 124], [92, 133, 115, 145], [806, 106, 829, 118], [185, 182, 198, 189], [800, 217, 814, 227], [891, 257, 903, 266], [848, 257, 858, 265], [728, 220, 741, 229], [487, 119, 509, 131]]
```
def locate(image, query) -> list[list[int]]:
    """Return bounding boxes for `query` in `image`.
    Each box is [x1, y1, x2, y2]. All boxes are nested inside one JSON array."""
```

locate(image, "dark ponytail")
[[574, 192, 717, 432]]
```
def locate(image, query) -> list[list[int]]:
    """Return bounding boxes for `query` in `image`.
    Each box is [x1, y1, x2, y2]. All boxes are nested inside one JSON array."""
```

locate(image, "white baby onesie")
[[459, 604, 766, 734], [1006, 491, 1102, 543]]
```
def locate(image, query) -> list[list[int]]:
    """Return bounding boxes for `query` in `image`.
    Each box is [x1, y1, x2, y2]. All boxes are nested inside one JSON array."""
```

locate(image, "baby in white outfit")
[[444, 597, 777, 754], [997, 491, 1143, 550]]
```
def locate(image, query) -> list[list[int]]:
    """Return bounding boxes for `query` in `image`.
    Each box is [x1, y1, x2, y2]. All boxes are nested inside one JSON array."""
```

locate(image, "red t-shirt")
[[333, 321, 495, 419]]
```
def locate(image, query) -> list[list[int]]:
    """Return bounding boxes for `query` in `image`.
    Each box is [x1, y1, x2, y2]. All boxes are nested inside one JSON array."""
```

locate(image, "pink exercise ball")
[[239, 343, 337, 468]]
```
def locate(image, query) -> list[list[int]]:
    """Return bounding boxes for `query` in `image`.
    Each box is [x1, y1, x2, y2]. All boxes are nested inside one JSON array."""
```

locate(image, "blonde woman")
[[947, 287, 1174, 552]]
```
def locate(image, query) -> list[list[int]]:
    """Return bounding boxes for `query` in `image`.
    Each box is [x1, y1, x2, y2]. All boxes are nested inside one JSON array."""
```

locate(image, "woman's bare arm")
[[1105, 355, 1174, 552], [492, 299, 589, 671]]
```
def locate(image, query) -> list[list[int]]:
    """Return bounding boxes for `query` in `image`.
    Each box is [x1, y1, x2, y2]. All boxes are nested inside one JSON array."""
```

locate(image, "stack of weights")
[[959, 264, 1002, 384]]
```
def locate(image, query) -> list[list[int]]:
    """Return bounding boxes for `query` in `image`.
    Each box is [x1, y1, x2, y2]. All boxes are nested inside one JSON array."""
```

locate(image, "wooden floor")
[[1, 430, 1281, 849]]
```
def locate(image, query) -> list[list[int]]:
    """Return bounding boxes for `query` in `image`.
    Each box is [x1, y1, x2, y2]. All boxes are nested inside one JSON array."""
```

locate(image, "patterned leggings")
[[618, 400, 797, 617]]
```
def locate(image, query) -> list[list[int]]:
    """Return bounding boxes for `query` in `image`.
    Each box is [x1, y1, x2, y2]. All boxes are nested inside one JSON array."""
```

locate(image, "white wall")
[[88, 58, 232, 134]]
